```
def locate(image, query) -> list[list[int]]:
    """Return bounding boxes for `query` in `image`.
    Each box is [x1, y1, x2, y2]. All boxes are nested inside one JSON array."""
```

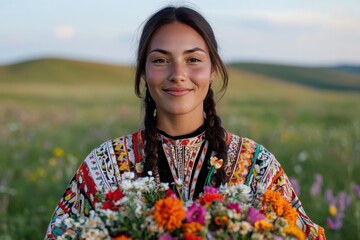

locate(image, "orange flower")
[[283, 225, 306, 240], [112, 235, 133, 240], [153, 197, 185, 232], [263, 190, 298, 226], [199, 193, 223, 206], [214, 215, 228, 226], [182, 222, 203, 235], [254, 219, 273, 230]]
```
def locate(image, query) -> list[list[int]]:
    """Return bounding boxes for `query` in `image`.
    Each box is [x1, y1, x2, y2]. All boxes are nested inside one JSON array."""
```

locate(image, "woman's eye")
[[189, 58, 201, 63], [153, 58, 168, 64]]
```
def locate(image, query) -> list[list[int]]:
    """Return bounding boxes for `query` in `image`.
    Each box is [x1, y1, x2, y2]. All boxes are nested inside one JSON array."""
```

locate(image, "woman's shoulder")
[[77, 129, 145, 189], [225, 132, 277, 186], [87, 128, 145, 166]]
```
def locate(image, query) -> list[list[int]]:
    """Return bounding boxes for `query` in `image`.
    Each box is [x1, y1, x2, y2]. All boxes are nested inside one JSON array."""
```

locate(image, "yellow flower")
[[329, 205, 337, 216], [48, 158, 57, 167], [53, 147, 64, 158], [283, 225, 306, 240], [254, 219, 273, 230], [153, 197, 185, 232]]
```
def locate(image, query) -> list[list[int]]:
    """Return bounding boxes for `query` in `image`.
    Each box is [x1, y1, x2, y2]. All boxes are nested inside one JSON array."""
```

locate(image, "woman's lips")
[[163, 87, 192, 96]]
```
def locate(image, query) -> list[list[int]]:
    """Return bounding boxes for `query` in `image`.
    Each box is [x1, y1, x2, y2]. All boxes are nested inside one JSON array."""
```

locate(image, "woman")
[[46, 6, 325, 239]]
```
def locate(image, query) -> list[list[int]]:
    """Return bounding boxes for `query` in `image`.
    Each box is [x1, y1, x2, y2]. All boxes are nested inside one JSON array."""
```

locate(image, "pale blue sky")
[[1, 0, 359, 65]]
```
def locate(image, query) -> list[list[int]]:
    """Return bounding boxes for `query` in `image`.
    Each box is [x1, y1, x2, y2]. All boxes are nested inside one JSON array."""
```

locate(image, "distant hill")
[[0, 58, 134, 84], [332, 65, 360, 75], [229, 63, 360, 91]]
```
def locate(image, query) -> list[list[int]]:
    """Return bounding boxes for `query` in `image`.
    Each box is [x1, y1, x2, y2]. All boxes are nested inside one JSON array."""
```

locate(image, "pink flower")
[[186, 202, 206, 226], [159, 234, 178, 240], [227, 202, 242, 214], [246, 207, 265, 225], [204, 186, 218, 194]]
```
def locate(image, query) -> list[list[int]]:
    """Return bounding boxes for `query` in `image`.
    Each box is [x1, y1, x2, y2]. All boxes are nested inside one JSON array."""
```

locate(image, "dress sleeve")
[[44, 140, 121, 239], [259, 146, 326, 240]]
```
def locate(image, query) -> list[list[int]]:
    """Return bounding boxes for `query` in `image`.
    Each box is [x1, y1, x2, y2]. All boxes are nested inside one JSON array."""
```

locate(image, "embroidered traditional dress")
[[45, 128, 326, 239]]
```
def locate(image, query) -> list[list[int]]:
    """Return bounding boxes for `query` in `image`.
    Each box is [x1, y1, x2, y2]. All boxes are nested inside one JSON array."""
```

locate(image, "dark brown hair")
[[135, 6, 229, 184]]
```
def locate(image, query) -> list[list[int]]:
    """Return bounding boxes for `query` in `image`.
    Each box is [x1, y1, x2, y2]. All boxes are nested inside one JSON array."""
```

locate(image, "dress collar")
[[156, 125, 206, 145]]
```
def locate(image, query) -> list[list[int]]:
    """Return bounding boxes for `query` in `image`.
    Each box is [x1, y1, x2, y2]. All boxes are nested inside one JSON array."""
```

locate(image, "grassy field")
[[0, 58, 359, 239]]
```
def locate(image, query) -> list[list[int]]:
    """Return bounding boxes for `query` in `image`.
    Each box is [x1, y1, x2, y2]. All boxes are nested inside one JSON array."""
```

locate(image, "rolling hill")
[[228, 63, 360, 91]]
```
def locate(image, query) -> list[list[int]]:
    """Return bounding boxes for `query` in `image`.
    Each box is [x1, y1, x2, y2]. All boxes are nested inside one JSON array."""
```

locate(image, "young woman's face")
[[145, 22, 215, 121]]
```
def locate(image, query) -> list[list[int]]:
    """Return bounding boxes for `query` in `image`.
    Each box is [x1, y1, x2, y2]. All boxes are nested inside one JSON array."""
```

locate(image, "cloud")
[[54, 26, 76, 39]]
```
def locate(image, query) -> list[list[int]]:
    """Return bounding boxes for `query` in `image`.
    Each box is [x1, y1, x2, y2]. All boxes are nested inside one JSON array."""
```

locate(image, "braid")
[[204, 87, 228, 184], [143, 89, 159, 177]]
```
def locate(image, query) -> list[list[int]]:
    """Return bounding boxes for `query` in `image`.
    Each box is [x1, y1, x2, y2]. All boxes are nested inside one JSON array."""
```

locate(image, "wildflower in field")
[[353, 184, 360, 198], [327, 214, 344, 231], [310, 173, 323, 197], [325, 188, 352, 231], [48, 158, 57, 167], [328, 205, 337, 216], [289, 177, 301, 196], [53, 147, 64, 158]]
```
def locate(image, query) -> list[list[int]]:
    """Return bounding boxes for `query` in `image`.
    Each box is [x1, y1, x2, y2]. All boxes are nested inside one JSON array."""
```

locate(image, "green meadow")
[[0, 58, 359, 239]]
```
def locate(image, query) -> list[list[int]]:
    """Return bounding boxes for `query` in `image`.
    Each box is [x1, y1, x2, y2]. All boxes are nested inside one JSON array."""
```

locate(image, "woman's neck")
[[156, 113, 205, 136]]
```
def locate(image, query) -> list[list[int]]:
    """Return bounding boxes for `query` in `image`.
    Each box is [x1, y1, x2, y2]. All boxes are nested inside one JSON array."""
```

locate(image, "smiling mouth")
[[163, 88, 192, 96]]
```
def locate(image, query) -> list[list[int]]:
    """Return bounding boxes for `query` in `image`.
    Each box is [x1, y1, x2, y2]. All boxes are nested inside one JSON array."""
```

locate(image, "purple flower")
[[325, 188, 336, 205], [338, 191, 352, 212], [159, 234, 178, 240], [353, 184, 360, 198], [246, 207, 265, 225], [204, 186, 218, 194], [227, 202, 242, 214], [310, 173, 323, 197], [289, 177, 301, 196], [327, 214, 344, 230], [324, 188, 352, 231], [186, 202, 206, 225]]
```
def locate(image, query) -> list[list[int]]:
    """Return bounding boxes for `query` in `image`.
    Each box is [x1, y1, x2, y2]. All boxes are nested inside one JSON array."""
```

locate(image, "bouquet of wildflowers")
[[56, 172, 305, 240]]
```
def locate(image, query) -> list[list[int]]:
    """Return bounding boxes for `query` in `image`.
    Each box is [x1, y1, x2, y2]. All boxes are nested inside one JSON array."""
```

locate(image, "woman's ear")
[[210, 69, 217, 83]]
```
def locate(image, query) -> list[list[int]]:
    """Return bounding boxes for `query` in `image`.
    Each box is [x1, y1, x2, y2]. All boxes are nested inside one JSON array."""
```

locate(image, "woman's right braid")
[[143, 89, 159, 177], [204, 88, 228, 184]]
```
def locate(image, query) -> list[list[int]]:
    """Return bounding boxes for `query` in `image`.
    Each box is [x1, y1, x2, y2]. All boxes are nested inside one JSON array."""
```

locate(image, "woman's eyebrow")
[[148, 47, 207, 55]]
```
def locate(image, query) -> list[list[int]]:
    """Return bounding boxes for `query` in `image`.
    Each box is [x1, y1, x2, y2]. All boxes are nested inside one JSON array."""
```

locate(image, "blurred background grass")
[[0, 58, 359, 239]]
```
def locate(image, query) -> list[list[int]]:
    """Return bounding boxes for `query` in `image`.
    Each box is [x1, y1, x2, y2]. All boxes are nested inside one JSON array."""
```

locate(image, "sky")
[[1, 0, 360, 66]]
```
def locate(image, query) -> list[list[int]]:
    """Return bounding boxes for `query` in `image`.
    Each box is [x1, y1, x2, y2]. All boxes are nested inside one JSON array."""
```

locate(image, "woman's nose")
[[168, 61, 186, 82]]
